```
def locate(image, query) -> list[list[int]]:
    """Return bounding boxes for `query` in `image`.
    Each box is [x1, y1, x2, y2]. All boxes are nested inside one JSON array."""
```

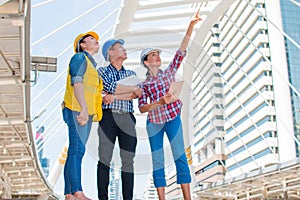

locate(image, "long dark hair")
[[142, 54, 150, 75]]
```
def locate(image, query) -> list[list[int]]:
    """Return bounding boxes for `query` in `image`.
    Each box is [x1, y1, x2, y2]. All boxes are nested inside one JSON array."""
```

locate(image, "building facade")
[[166, 1, 299, 197], [35, 126, 50, 177], [143, 176, 159, 200], [280, 0, 300, 156], [108, 162, 122, 200], [190, 0, 298, 184]]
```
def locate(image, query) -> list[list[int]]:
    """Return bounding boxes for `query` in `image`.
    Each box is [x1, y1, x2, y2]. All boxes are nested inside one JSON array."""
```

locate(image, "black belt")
[[103, 109, 128, 114]]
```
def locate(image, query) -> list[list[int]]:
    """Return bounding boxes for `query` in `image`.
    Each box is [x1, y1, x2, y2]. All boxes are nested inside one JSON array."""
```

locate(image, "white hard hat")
[[140, 48, 161, 67]]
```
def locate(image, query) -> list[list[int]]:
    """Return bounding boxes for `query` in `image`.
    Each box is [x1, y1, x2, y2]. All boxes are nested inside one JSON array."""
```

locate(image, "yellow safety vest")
[[63, 54, 103, 121]]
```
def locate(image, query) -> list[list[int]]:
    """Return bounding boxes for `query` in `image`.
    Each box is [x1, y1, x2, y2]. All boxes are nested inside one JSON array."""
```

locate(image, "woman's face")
[[81, 35, 99, 54], [144, 51, 161, 68]]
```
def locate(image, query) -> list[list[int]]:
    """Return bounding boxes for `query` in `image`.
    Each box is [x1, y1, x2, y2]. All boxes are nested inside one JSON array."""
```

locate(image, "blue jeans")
[[146, 114, 191, 188], [62, 107, 92, 195]]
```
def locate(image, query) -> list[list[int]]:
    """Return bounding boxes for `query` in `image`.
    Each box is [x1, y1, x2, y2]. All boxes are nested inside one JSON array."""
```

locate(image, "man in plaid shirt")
[[97, 39, 142, 200], [138, 9, 201, 200]]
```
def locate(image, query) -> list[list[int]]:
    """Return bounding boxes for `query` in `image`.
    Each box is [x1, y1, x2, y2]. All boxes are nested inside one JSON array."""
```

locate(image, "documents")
[[116, 75, 141, 99], [117, 75, 141, 86]]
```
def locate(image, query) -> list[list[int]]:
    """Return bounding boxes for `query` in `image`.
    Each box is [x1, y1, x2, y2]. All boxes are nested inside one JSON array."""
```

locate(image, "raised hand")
[[190, 8, 202, 26], [179, 7, 202, 52]]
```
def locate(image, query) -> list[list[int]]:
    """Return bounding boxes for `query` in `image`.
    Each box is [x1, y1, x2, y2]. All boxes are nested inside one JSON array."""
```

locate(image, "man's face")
[[109, 42, 127, 61]]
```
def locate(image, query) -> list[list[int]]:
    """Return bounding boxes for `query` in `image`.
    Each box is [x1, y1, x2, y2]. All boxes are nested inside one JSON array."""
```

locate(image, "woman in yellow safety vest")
[[62, 31, 102, 200]]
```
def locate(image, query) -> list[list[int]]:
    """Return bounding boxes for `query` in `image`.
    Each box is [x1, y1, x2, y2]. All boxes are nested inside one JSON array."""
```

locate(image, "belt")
[[103, 109, 128, 114]]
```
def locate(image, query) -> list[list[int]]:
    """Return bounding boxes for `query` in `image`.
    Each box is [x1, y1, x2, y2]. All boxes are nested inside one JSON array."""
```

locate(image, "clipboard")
[[169, 81, 184, 97], [117, 75, 140, 86]]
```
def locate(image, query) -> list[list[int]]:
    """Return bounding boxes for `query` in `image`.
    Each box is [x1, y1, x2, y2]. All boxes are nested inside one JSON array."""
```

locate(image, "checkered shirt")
[[98, 64, 136, 113], [138, 50, 186, 124]]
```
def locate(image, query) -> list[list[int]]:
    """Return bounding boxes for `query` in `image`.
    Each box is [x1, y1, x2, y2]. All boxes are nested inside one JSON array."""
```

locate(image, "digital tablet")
[[169, 81, 184, 97]]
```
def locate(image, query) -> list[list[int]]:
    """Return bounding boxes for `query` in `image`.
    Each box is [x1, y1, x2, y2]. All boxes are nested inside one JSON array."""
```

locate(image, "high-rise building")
[[280, 0, 300, 156], [188, 0, 298, 186], [35, 126, 50, 177], [109, 162, 122, 200], [143, 175, 158, 200], [35, 126, 45, 162]]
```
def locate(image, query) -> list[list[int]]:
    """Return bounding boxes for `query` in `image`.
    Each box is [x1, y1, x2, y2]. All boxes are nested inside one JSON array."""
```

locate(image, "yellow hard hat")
[[74, 31, 99, 52]]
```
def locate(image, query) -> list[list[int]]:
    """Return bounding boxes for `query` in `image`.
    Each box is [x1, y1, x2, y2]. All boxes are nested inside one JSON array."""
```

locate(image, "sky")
[[29, 0, 178, 199]]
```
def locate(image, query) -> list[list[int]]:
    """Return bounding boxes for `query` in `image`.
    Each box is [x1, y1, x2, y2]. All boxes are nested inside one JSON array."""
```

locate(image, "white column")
[[265, 0, 296, 162], [215, 138, 223, 154]]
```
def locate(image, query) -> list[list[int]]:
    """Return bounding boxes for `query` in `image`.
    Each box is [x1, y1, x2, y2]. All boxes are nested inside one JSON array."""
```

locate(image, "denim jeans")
[[62, 107, 93, 195], [146, 114, 191, 188], [97, 110, 137, 200]]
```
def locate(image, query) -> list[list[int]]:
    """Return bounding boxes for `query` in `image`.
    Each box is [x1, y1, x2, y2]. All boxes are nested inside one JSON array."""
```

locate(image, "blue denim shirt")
[[69, 51, 97, 85]]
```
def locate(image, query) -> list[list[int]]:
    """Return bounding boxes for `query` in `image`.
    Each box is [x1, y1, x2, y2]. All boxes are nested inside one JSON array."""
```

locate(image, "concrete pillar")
[[265, 0, 296, 162]]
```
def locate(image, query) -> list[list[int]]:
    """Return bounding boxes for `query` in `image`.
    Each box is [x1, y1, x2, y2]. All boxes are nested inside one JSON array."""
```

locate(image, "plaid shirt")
[[138, 50, 186, 124], [98, 64, 136, 112]]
